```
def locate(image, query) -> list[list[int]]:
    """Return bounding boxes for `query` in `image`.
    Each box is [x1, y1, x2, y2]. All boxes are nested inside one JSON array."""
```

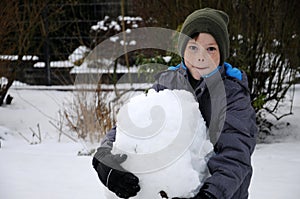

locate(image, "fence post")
[[42, 4, 51, 85]]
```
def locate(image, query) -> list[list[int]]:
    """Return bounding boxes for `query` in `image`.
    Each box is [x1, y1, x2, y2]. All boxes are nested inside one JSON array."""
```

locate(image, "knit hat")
[[178, 8, 230, 65]]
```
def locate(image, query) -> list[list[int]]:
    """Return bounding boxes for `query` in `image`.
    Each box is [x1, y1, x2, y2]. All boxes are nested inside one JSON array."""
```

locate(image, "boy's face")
[[184, 33, 220, 80]]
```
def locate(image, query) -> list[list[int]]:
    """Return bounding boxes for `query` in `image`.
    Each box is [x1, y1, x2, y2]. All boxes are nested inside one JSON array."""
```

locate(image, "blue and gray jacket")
[[98, 62, 257, 199], [154, 62, 257, 199]]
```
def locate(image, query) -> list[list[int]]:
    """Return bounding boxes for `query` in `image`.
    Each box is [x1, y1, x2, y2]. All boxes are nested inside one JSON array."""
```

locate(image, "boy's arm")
[[100, 126, 116, 149], [202, 80, 257, 199]]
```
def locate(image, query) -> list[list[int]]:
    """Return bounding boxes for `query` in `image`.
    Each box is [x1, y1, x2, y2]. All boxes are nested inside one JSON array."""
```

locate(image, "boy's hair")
[[178, 8, 230, 66]]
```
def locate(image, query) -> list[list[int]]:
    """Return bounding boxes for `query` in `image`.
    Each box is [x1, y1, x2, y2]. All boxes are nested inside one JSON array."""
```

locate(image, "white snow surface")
[[33, 60, 74, 68], [0, 84, 300, 199], [112, 89, 212, 198], [68, 46, 91, 64], [70, 60, 139, 74], [0, 55, 39, 61]]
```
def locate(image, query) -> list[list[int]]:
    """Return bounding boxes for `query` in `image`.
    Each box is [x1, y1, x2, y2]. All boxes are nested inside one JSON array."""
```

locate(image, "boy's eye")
[[207, 47, 217, 53], [189, 46, 198, 51], [188, 45, 198, 51]]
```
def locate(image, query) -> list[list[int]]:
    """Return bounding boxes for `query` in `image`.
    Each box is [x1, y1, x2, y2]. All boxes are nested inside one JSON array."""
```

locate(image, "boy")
[[93, 8, 257, 199]]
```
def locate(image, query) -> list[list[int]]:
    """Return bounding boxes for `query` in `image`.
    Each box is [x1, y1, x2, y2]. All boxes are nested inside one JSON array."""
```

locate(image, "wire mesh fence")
[[1, 0, 135, 88]]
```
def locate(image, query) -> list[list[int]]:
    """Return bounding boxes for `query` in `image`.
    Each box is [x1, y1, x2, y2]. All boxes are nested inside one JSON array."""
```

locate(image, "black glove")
[[92, 147, 140, 198], [172, 190, 216, 199]]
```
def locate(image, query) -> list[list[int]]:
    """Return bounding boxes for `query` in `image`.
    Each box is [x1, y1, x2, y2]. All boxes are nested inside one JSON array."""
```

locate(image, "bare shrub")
[[62, 82, 134, 144], [64, 87, 106, 143]]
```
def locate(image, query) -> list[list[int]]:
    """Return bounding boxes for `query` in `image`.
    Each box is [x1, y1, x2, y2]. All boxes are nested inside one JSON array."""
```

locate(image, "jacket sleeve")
[[99, 126, 117, 149], [202, 79, 257, 199]]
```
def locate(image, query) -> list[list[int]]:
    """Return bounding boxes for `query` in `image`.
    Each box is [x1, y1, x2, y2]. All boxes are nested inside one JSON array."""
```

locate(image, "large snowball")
[[109, 89, 212, 198]]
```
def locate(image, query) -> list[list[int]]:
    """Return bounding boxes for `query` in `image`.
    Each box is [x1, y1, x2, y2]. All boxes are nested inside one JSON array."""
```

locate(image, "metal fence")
[[2, 0, 135, 87]]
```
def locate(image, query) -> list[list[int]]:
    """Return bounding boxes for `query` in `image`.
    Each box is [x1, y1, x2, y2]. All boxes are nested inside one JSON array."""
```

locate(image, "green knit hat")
[[178, 8, 230, 65]]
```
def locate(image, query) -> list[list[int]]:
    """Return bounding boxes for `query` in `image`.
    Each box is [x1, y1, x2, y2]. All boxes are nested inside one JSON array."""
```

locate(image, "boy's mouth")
[[192, 65, 208, 70]]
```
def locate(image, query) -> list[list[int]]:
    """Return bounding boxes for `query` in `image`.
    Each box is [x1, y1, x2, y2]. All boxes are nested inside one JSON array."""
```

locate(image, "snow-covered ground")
[[1, 84, 300, 199]]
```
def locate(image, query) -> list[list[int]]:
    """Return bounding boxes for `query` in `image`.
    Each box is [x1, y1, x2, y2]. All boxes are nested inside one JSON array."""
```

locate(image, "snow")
[[109, 36, 120, 43], [1, 84, 300, 199], [129, 40, 136, 46], [109, 21, 121, 31], [70, 61, 139, 74], [91, 16, 110, 31], [113, 89, 212, 198], [119, 39, 137, 46], [34, 60, 74, 68], [117, 16, 143, 22], [0, 55, 39, 61], [250, 142, 300, 198], [91, 15, 142, 32], [1, 77, 8, 85], [162, 56, 172, 63], [0, 87, 105, 199], [120, 40, 128, 46], [68, 46, 90, 64]]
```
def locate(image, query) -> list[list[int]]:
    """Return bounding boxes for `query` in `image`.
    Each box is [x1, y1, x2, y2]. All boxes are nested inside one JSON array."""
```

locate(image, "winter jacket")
[[153, 62, 257, 199], [99, 62, 257, 199]]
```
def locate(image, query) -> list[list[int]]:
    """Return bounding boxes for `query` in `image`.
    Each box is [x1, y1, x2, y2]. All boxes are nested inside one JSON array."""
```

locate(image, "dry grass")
[[63, 85, 116, 143]]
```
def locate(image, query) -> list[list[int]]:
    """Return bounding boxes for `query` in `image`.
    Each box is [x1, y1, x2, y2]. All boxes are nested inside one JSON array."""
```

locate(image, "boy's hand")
[[92, 148, 140, 198], [172, 190, 216, 199]]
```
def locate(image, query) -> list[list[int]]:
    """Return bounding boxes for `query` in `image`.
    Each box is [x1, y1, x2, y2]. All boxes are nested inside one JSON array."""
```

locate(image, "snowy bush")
[[68, 46, 91, 66], [89, 15, 145, 68]]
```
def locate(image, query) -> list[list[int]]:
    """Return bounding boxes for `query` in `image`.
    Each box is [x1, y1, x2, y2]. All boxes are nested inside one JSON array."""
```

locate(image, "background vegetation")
[[0, 0, 299, 138]]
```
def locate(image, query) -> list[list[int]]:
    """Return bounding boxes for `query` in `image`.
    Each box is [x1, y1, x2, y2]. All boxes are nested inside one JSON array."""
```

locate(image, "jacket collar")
[[179, 61, 226, 90]]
